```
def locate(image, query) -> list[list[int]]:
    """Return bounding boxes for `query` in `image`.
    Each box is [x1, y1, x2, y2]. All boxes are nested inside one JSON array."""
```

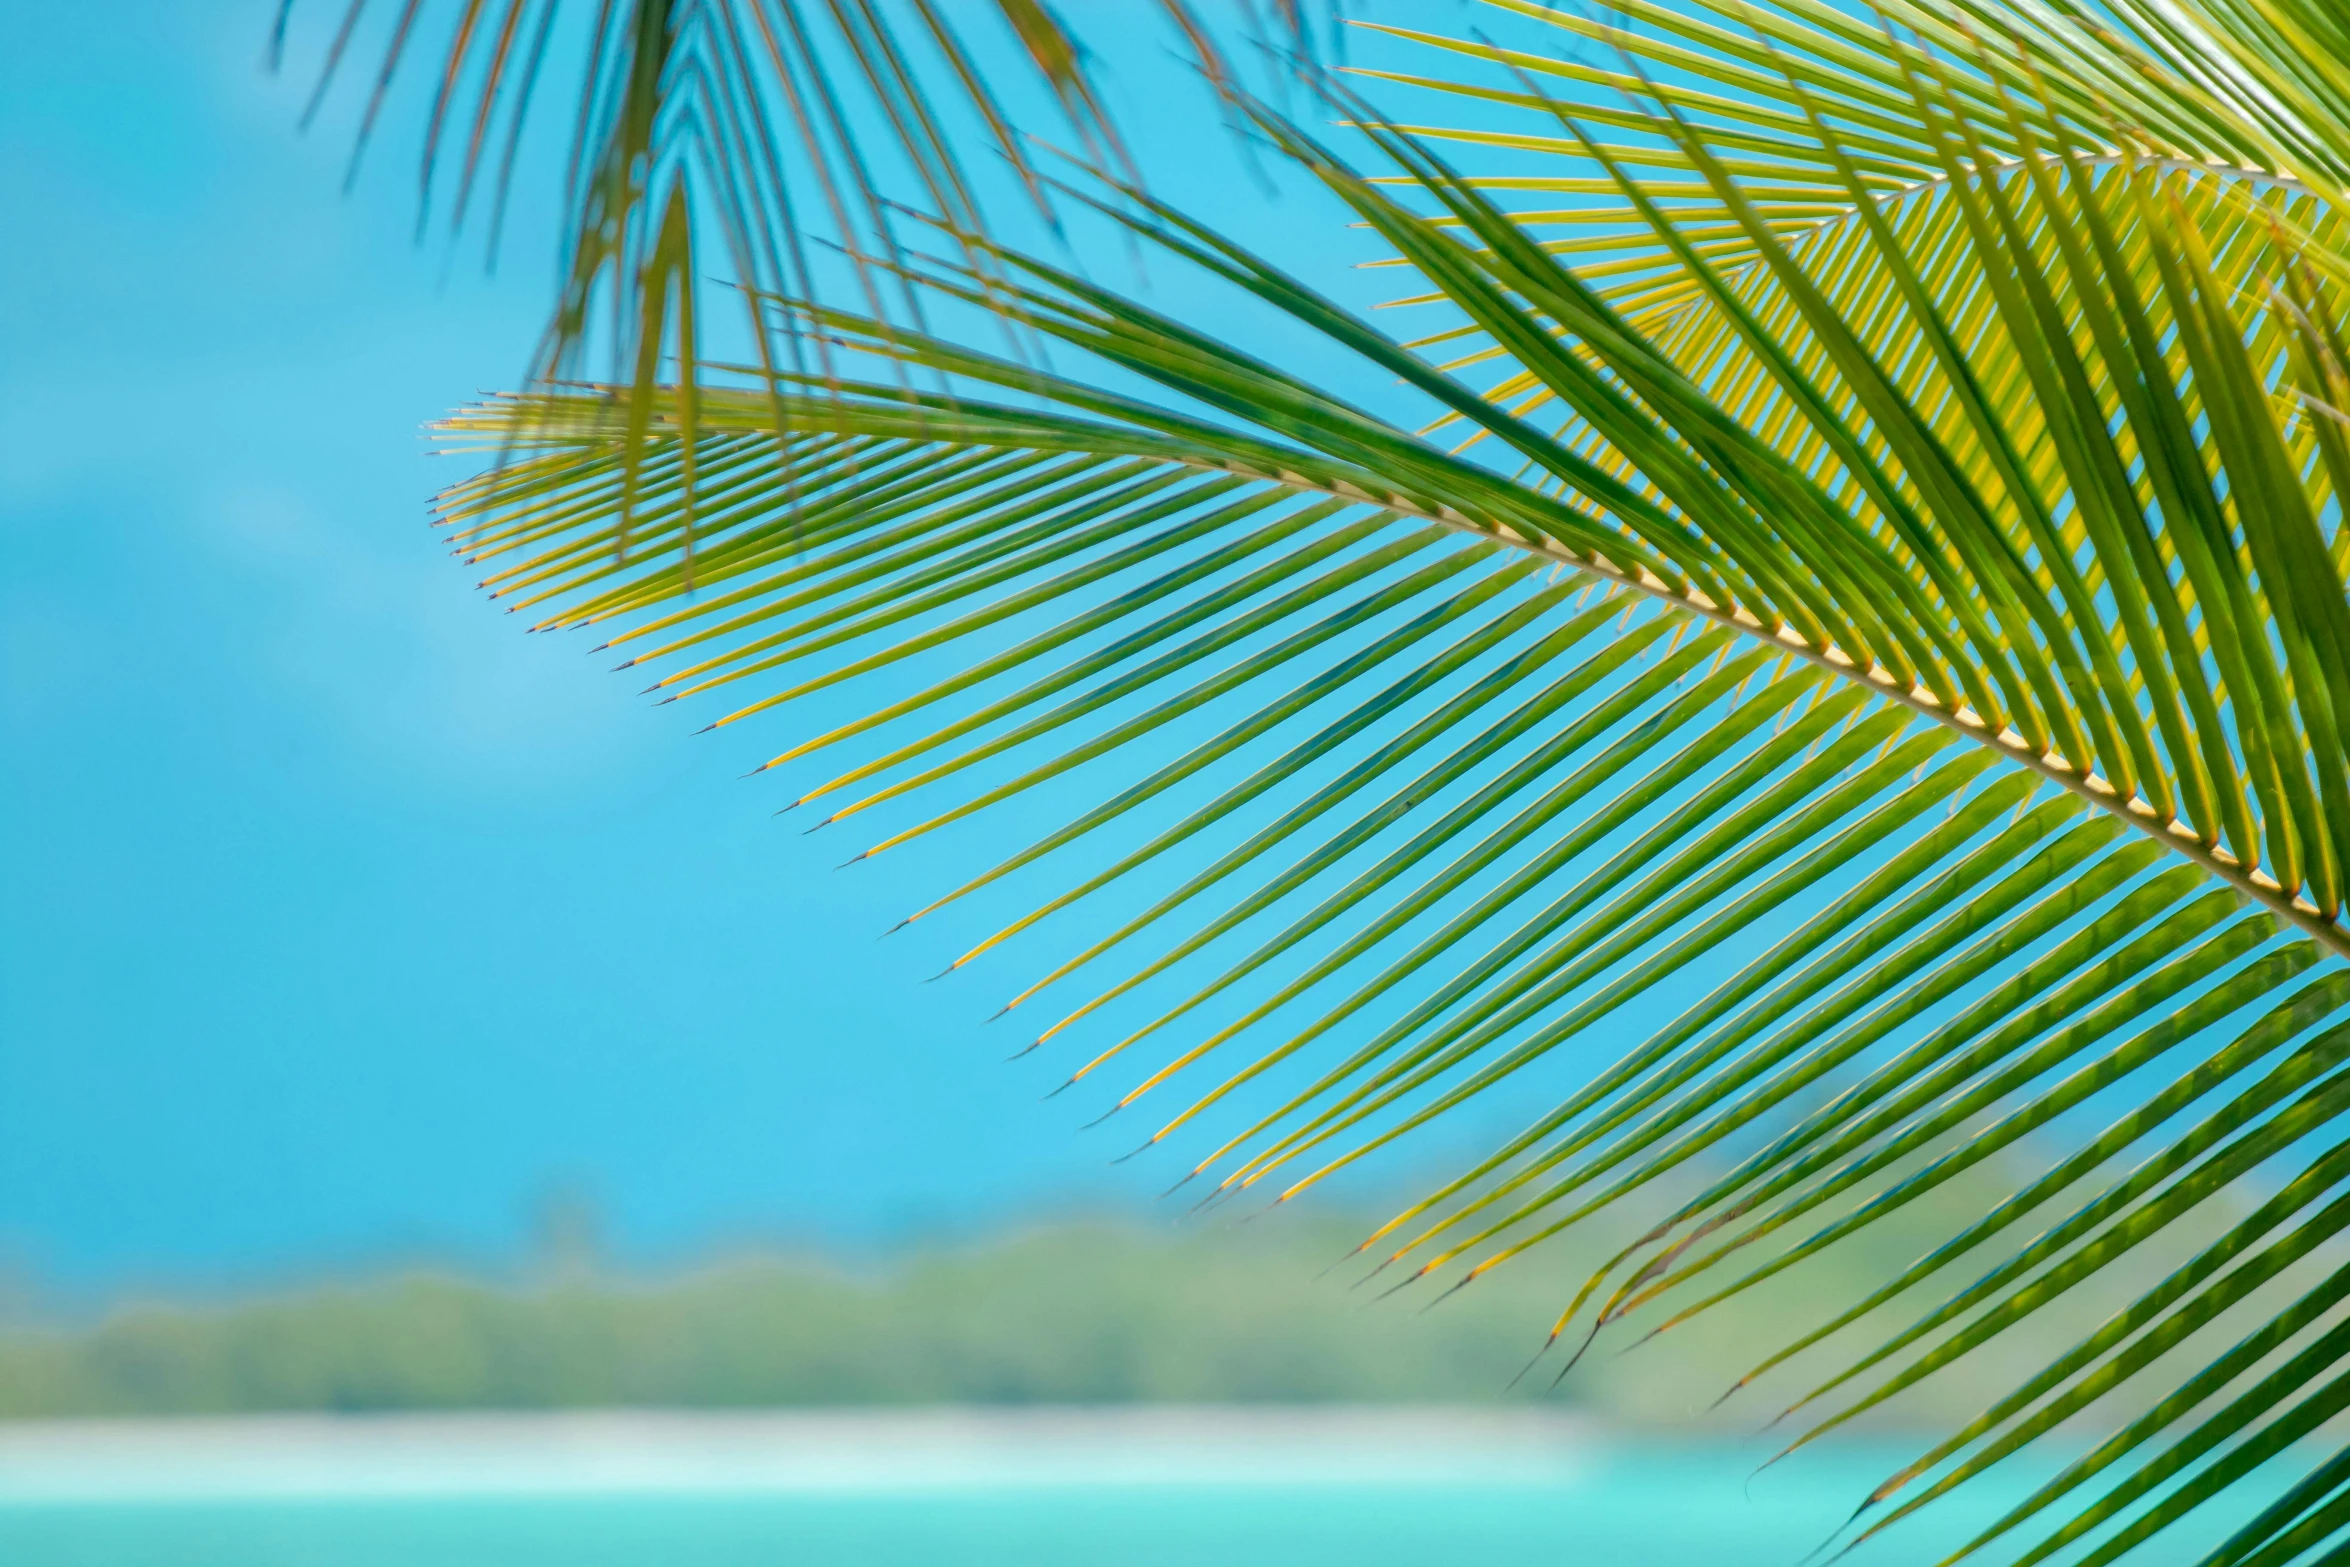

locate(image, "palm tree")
[[306, 0, 2350, 1560]]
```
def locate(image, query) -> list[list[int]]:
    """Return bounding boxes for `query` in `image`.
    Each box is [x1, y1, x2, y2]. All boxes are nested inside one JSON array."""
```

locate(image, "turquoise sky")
[[2, 2, 1529, 1291], [0, 2, 1153, 1287]]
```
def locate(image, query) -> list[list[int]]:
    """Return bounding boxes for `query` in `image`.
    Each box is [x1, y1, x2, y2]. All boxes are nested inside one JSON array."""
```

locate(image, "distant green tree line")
[[0, 1191, 2299, 1432]]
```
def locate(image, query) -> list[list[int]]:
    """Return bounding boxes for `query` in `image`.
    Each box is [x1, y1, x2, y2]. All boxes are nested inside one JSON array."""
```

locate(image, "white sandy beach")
[[0, 1407, 1598, 1500]]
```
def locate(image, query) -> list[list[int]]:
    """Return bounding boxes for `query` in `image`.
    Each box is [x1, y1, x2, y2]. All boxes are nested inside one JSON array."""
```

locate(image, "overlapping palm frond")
[[426, 0, 2350, 1561], [277, 0, 1329, 414], [282, 0, 1110, 410]]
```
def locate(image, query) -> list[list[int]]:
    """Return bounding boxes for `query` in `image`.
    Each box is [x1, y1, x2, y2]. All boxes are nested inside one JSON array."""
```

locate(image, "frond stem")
[[1196, 457, 2350, 962]]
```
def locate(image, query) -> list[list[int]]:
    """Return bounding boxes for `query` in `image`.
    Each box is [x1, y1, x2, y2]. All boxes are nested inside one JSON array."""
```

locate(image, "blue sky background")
[[1, 1, 1518, 1292], [0, 0, 2219, 1312]]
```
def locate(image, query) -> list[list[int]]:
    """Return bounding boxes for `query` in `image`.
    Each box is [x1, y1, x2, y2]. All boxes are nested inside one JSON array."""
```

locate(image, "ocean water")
[[0, 1411, 2290, 1566]]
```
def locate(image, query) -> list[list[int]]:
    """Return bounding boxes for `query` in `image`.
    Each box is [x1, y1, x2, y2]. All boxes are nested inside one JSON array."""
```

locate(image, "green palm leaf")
[[420, 0, 2350, 1560]]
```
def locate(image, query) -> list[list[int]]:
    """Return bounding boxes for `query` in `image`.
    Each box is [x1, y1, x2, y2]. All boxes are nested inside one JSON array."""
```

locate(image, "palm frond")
[[275, 0, 1334, 394], [429, 0, 2350, 1561]]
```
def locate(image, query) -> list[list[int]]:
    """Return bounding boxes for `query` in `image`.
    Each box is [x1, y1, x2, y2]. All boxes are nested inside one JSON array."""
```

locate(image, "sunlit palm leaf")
[[429, 0, 2350, 1561]]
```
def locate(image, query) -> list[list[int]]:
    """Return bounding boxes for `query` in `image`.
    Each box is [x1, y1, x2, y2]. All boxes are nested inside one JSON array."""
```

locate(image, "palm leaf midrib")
[[1355, 120, 2350, 952], [455, 345, 2350, 962]]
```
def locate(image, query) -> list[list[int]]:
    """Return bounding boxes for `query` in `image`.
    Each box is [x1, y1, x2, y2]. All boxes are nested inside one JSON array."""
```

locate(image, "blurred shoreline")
[[0, 1407, 1599, 1499]]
